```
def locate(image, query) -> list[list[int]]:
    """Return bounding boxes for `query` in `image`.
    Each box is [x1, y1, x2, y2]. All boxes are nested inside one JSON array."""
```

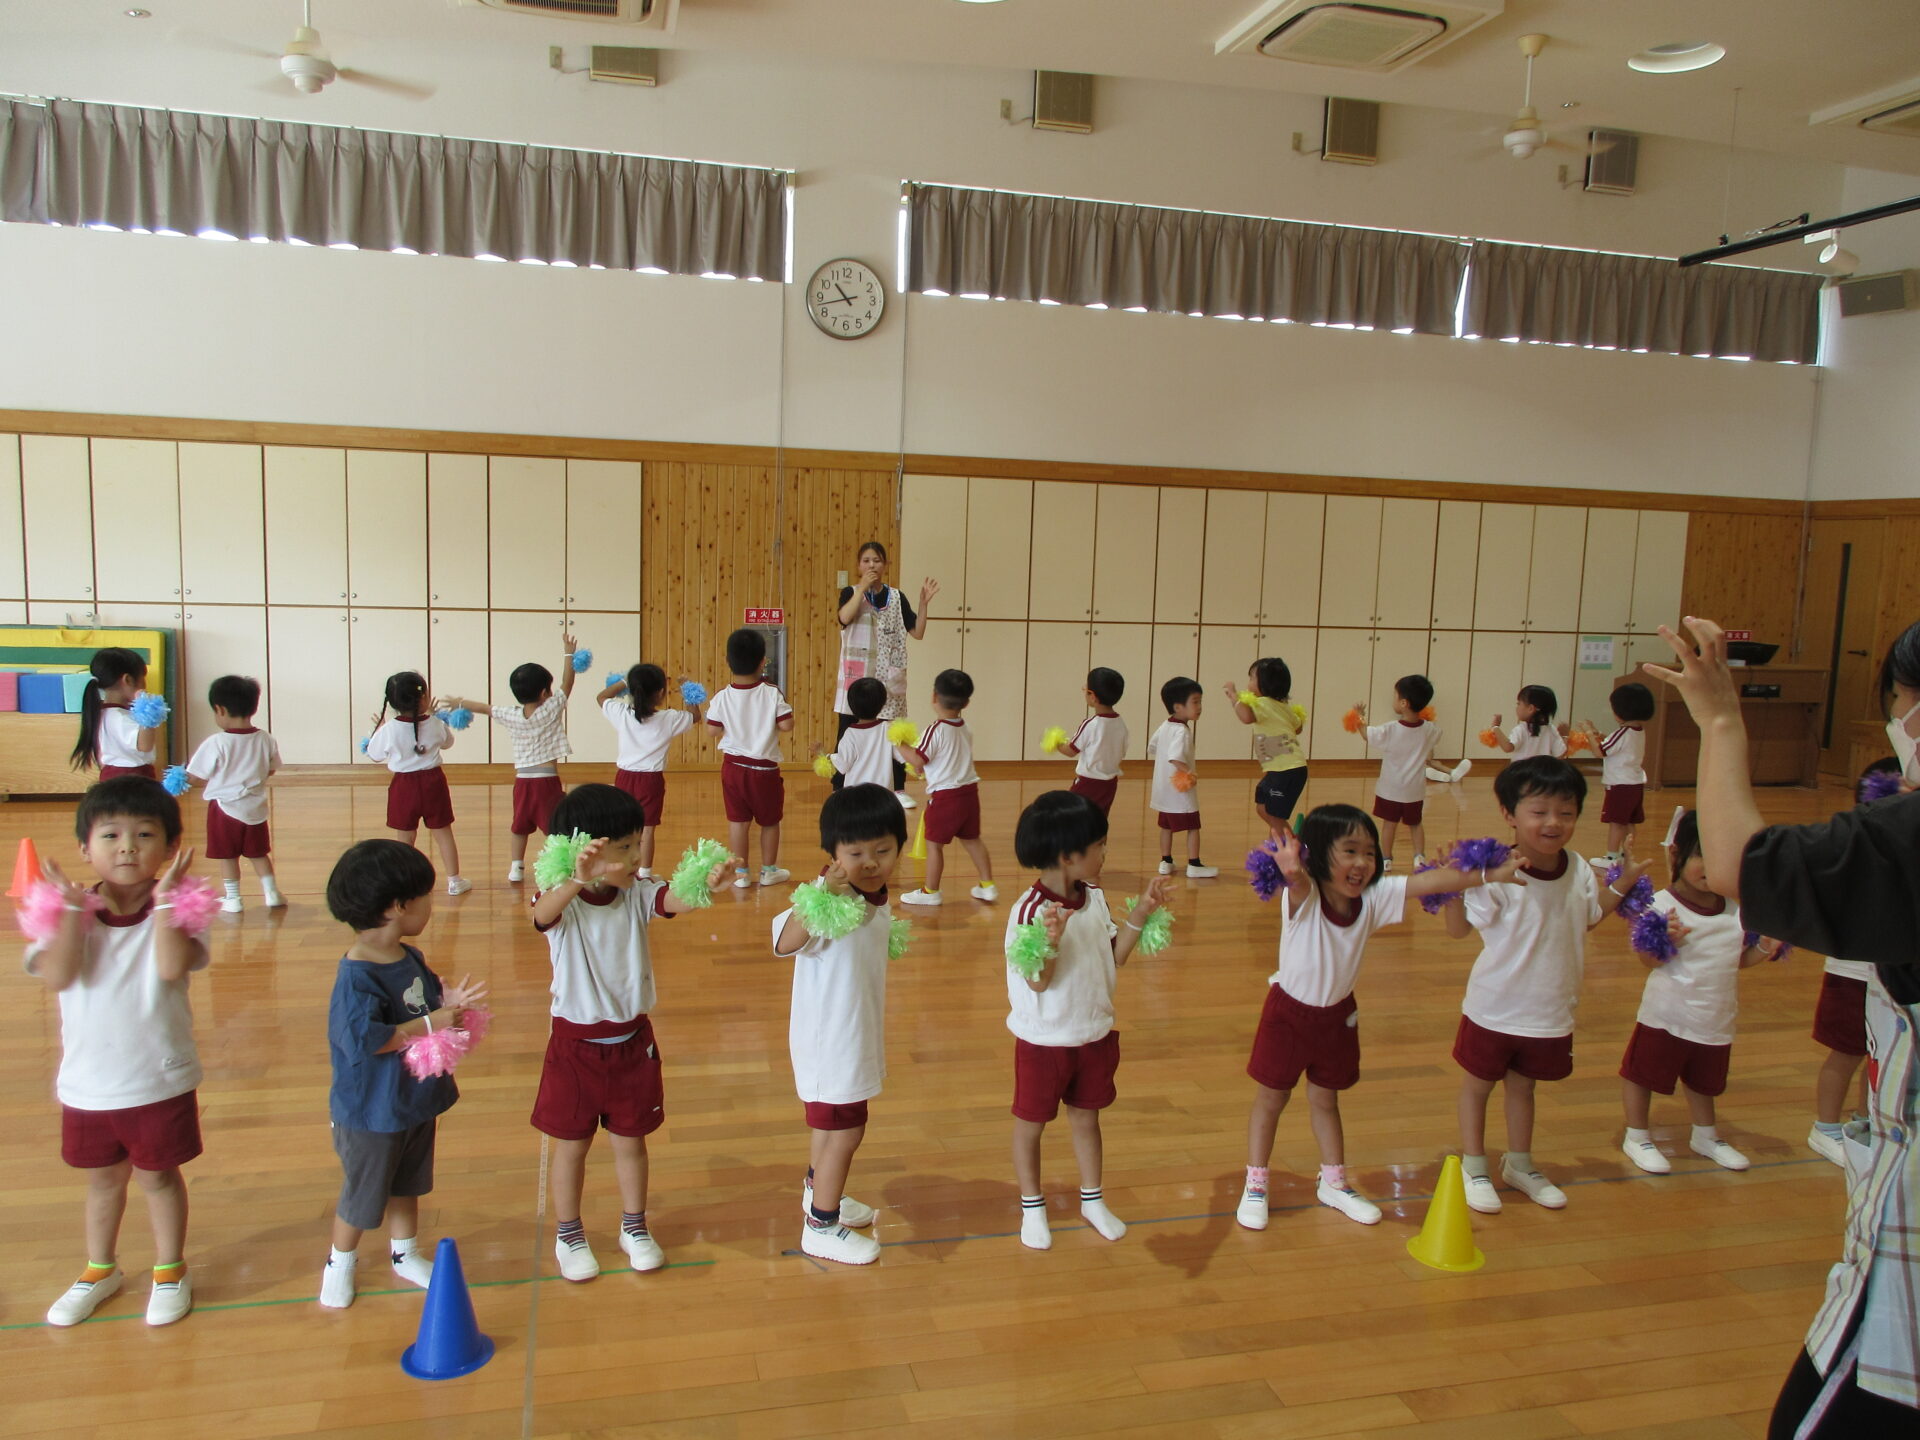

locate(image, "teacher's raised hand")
[[1639, 616, 1742, 730]]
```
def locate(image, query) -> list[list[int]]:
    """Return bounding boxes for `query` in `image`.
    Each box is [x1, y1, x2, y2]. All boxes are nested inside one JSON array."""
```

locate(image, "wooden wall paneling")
[[565, 459, 643, 613], [1317, 496, 1383, 630], [1152, 487, 1206, 624], [180, 604, 270, 752], [1874, 516, 1920, 673], [1372, 498, 1438, 629], [1426, 629, 1473, 761], [345, 450, 427, 610], [426, 453, 489, 611], [1261, 492, 1324, 628], [1309, 628, 1374, 761], [266, 606, 350, 763], [0, 434, 21, 598], [1194, 624, 1262, 760], [1430, 500, 1480, 631], [1092, 483, 1159, 624], [428, 609, 492, 765], [1199, 489, 1266, 625], [178, 442, 264, 606], [1087, 620, 1154, 762], [1678, 511, 1802, 649], [20, 434, 96, 601], [1023, 621, 1092, 760], [263, 446, 347, 607], [488, 457, 567, 611], [1525, 504, 1588, 632], [1578, 508, 1639, 634], [1027, 480, 1095, 622], [90, 438, 180, 603]]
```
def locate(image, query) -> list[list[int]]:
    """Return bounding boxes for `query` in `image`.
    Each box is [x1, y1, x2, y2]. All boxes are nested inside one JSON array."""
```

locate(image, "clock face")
[[807, 258, 885, 339]]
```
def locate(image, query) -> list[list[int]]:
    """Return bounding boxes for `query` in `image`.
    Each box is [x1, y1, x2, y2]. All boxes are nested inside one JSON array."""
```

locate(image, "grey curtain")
[[0, 99, 787, 279], [907, 182, 1469, 335], [1464, 240, 1821, 365]]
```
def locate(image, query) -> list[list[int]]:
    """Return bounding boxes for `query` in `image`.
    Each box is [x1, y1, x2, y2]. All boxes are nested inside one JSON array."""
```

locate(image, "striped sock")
[[1079, 1187, 1102, 1206], [222, 879, 241, 901], [1021, 1195, 1045, 1209], [807, 1202, 840, 1229], [152, 1261, 185, 1284], [557, 1217, 586, 1248], [621, 1211, 648, 1238], [83, 1261, 116, 1283]]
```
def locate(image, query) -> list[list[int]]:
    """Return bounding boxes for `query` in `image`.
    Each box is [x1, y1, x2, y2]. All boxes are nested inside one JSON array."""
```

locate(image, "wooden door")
[[900, 474, 970, 619], [267, 606, 351, 763], [1578, 509, 1638, 634], [429, 610, 492, 765], [1473, 504, 1533, 630], [1309, 628, 1374, 761], [264, 447, 347, 607], [179, 443, 264, 606], [427, 454, 489, 610], [1200, 489, 1267, 624], [1027, 481, 1095, 622], [91, 439, 180, 603], [961, 477, 1032, 620], [565, 460, 643, 613], [1373, 499, 1438, 630], [347, 450, 427, 609], [20, 435, 96, 601], [1805, 518, 1885, 776], [1318, 496, 1382, 629], [488, 458, 567, 611], [1261, 492, 1324, 628], [1152, 488, 1206, 624], [1023, 621, 1092, 760], [1195, 624, 1263, 760], [956, 618, 1027, 761], [1087, 621, 1154, 762], [1430, 501, 1480, 631], [1092, 484, 1159, 624], [0, 435, 21, 601]]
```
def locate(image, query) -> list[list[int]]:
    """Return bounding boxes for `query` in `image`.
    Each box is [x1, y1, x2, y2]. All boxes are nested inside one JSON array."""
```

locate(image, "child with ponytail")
[[70, 647, 161, 779], [597, 663, 703, 879], [364, 672, 469, 896]]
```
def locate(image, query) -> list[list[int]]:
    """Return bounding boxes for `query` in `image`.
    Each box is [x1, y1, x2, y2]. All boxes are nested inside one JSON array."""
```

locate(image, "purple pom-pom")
[[1446, 837, 1512, 873], [1414, 858, 1457, 915], [1630, 906, 1680, 962], [1605, 864, 1656, 919], [1859, 768, 1902, 803], [1245, 843, 1282, 901]]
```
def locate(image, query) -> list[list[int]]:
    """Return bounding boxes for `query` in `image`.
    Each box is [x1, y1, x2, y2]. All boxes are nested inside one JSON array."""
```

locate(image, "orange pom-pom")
[[1342, 707, 1364, 734], [1171, 769, 1196, 792], [1477, 727, 1502, 749], [1418, 706, 1436, 723], [1566, 729, 1594, 756]]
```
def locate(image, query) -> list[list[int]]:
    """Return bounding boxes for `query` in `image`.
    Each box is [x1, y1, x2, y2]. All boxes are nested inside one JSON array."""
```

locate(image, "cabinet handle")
[[83, 585, 91, 593], [432, 592, 438, 600], [185, 589, 192, 596], [173, 588, 180, 596], [340, 592, 347, 599]]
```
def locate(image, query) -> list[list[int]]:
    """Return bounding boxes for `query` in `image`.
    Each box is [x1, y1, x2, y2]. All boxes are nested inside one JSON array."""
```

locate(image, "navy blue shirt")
[[327, 946, 458, 1132]]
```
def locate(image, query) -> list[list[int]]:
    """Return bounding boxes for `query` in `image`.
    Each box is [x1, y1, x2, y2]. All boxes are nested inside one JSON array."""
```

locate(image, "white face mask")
[[1889, 700, 1920, 773]]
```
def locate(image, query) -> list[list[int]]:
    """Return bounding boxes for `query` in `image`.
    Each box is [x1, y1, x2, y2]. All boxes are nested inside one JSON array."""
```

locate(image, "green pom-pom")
[[790, 880, 868, 940], [669, 837, 731, 909], [534, 830, 596, 890], [888, 915, 912, 961], [887, 719, 920, 747], [1124, 897, 1174, 956], [812, 753, 838, 779], [1006, 922, 1055, 981], [1041, 724, 1070, 754]]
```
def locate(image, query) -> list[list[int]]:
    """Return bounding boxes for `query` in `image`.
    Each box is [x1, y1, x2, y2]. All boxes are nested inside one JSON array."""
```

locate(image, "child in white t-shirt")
[[1582, 682, 1655, 866], [364, 671, 469, 896], [772, 784, 909, 1267], [26, 779, 210, 1328], [705, 628, 795, 891], [1355, 674, 1441, 871], [1490, 685, 1567, 762], [1238, 804, 1520, 1232], [1149, 677, 1217, 879], [529, 784, 732, 1283], [1441, 756, 1647, 1214], [816, 677, 895, 792], [71, 646, 161, 781], [1004, 790, 1171, 1251], [895, 668, 996, 907], [1054, 667, 1130, 818], [597, 662, 703, 879], [182, 674, 283, 912]]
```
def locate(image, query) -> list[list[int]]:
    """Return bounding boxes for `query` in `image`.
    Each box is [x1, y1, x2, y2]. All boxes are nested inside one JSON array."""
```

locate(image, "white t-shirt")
[[1148, 719, 1197, 814], [186, 727, 280, 826], [1005, 881, 1118, 1047], [98, 705, 154, 768], [1825, 956, 1874, 982], [536, 879, 669, 1024], [1635, 889, 1746, 1047], [366, 715, 452, 773], [489, 693, 571, 772], [706, 680, 791, 763], [1508, 722, 1567, 761], [1460, 851, 1603, 1037], [1366, 719, 1440, 804], [605, 701, 696, 774], [1269, 875, 1409, 1009], [914, 718, 978, 793], [832, 720, 895, 789], [773, 884, 891, 1104], [25, 902, 209, 1110], [1069, 713, 1128, 782], [1599, 725, 1647, 786]]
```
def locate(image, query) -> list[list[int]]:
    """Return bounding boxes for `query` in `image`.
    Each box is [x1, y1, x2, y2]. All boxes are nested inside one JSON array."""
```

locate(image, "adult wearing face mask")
[[834, 541, 939, 809], [1644, 616, 1920, 1440], [1885, 626, 1920, 790]]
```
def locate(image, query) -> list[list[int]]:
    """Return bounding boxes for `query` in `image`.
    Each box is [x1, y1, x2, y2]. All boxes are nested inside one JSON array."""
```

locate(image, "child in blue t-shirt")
[[319, 839, 486, 1310]]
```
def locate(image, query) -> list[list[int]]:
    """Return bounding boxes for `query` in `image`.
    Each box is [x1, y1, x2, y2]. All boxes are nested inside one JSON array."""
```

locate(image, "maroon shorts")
[[721, 756, 784, 826], [510, 775, 565, 837], [1813, 973, 1870, 1056], [1601, 783, 1646, 826], [387, 768, 455, 831], [98, 764, 156, 783], [1157, 810, 1201, 833], [1618, 1022, 1731, 1097], [530, 1016, 665, 1141], [1012, 1032, 1120, 1123], [1069, 776, 1118, 816], [1371, 796, 1424, 826], [925, 783, 982, 844], [614, 769, 667, 827], [1246, 986, 1361, 1092], [803, 1100, 870, 1131], [62, 1090, 202, 1171], [204, 799, 271, 860], [1452, 1015, 1574, 1083]]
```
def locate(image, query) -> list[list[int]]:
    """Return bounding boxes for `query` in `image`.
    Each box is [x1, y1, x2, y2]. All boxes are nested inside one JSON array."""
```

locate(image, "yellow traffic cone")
[[1405, 1154, 1485, 1273], [907, 809, 927, 862]]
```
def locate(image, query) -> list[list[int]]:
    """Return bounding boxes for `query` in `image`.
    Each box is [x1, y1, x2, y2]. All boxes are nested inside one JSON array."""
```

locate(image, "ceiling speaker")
[[1033, 71, 1094, 133], [1836, 269, 1919, 317], [1584, 130, 1638, 195], [1322, 97, 1379, 164]]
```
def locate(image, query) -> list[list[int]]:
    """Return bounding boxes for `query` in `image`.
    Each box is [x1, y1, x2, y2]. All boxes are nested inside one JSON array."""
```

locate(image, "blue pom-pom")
[[571, 648, 592, 674], [440, 706, 474, 731], [128, 692, 169, 728], [1860, 768, 1902, 804], [1630, 906, 1681, 963], [1245, 842, 1281, 901], [680, 679, 708, 707], [161, 764, 191, 797], [605, 672, 624, 688], [358, 736, 371, 755]]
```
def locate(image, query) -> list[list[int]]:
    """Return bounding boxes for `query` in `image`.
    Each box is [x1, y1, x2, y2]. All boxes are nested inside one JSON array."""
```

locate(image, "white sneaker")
[[734, 872, 753, 889], [391, 1245, 435, 1288], [146, 1269, 192, 1327], [1157, 860, 1175, 876], [1316, 1181, 1382, 1225], [1591, 853, 1618, 870], [446, 876, 472, 896], [220, 895, 243, 914], [46, 1268, 122, 1326], [760, 866, 791, 887], [1185, 863, 1219, 879], [1462, 1171, 1502, 1214], [895, 791, 917, 810], [261, 884, 286, 908], [318, 1255, 357, 1309], [1235, 1189, 1269, 1231], [803, 1182, 875, 1228], [1381, 858, 1394, 873], [898, 888, 942, 907], [1501, 1158, 1568, 1209], [507, 861, 524, 883], [1622, 1137, 1671, 1174], [1412, 853, 1428, 869], [554, 1236, 600, 1282], [970, 883, 998, 902], [619, 1229, 666, 1272], [1691, 1136, 1751, 1172], [801, 1221, 881, 1265], [1019, 1206, 1053, 1251], [1808, 1126, 1847, 1167]]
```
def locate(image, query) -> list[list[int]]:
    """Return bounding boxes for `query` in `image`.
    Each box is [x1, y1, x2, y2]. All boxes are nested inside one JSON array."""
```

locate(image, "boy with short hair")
[[706, 627, 795, 890], [530, 784, 733, 1281], [1356, 673, 1441, 870], [773, 783, 909, 1266], [895, 668, 996, 906], [438, 632, 578, 883], [1149, 677, 1217, 878], [1583, 681, 1655, 866], [184, 674, 284, 912], [1006, 790, 1171, 1251], [28, 777, 210, 1327], [1441, 756, 1648, 1214], [816, 676, 894, 791], [1054, 667, 1129, 817], [321, 839, 486, 1309]]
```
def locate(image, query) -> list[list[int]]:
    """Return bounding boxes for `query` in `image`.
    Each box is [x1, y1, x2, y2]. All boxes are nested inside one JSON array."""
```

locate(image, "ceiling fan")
[[1496, 33, 1604, 160], [198, 0, 436, 101]]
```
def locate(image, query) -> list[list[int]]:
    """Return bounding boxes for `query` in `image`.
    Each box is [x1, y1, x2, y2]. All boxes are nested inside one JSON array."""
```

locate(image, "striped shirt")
[[488, 693, 571, 772]]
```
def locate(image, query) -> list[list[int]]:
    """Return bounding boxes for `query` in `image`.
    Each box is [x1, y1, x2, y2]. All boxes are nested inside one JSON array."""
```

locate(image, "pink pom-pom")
[[161, 877, 220, 937], [457, 1006, 492, 1045], [16, 881, 104, 943], [402, 1026, 472, 1080]]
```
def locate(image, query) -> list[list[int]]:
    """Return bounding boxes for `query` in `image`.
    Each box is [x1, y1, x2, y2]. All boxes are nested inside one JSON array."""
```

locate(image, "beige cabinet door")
[[429, 609, 492, 765], [1153, 487, 1206, 624], [1028, 481, 1095, 622], [1430, 501, 1480, 631], [900, 474, 969, 618], [346, 450, 427, 609], [961, 477, 1032, 620], [1374, 499, 1438, 629], [348, 608, 430, 767], [21, 435, 96, 601], [1426, 631, 1473, 762], [0, 435, 21, 599], [1023, 621, 1092, 760], [264, 447, 347, 606], [1369, 630, 1433, 733], [1629, 510, 1688, 635], [1526, 505, 1587, 633], [426, 454, 489, 610], [561, 611, 642, 763], [1464, 630, 1528, 760], [1253, 626, 1318, 760], [488, 458, 568, 611], [91, 439, 180, 603], [1523, 632, 1580, 733], [1087, 621, 1154, 762], [1578, 508, 1638, 634], [266, 606, 351, 763], [180, 604, 269, 753], [1569, 631, 1632, 743], [1149, 623, 1200, 699], [1473, 505, 1534, 630], [906, 607, 965, 723], [1200, 489, 1266, 625], [1261, 493, 1324, 628], [1195, 624, 1264, 760], [1310, 628, 1375, 761], [956, 618, 1027, 761], [1317, 496, 1383, 629], [1092, 484, 1159, 624], [565, 460, 643, 614], [179, 443, 264, 606]]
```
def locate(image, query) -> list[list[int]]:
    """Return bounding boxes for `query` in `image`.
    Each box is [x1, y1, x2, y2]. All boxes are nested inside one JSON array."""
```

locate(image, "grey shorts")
[[333, 1119, 436, 1231]]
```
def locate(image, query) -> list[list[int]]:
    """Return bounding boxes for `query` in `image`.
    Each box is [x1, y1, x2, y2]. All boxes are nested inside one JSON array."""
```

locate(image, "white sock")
[[328, 1247, 357, 1267], [1461, 1153, 1489, 1179], [1691, 1125, 1718, 1147], [1079, 1189, 1126, 1241], [1625, 1127, 1652, 1144], [391, 1236, 418, 1259], [222, 879, 241, 900], [1506, 1150, 1534, 1174], [1019, 1197, 1051, 1251], [260, 876, 281, 899]]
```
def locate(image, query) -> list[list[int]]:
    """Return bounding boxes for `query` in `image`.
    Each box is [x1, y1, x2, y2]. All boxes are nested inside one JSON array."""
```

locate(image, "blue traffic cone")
[[400, 1237, 495, 1380]]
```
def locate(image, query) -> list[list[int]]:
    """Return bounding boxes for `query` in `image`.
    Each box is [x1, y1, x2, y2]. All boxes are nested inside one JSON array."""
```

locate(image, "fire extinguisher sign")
[[744, 608, 785, 626]]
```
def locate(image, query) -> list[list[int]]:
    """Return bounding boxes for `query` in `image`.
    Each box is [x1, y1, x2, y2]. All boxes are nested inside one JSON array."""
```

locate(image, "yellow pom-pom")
[[1041, 724, 1070, 755], [1342, 707, 1365, 734], [1237, 690, 1259, 707], [887, 719, 920, 747], [812, 753, 838, 779]]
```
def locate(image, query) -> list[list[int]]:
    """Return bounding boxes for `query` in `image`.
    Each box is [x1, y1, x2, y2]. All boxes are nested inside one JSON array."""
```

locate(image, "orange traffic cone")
[[906, 810, 927, 863], [8, 837, 42, 899], [1405, 1154, 1486, 1273]]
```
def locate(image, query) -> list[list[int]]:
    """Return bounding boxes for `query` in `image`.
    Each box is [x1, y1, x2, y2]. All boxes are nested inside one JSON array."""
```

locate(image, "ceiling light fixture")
[[1628, 42, 1725, 74], [125, 8, 151, 16], [1818, 242, 1859, 276]]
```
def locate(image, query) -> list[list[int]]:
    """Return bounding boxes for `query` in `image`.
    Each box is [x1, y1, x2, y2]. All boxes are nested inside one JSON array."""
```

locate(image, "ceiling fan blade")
[[337, 68, 437, 101], [173, 28, 280, 62]]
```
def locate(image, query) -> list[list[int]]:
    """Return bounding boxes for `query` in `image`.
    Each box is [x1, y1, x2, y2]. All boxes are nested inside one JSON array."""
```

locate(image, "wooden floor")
[[0, 770, 1856, 1439]]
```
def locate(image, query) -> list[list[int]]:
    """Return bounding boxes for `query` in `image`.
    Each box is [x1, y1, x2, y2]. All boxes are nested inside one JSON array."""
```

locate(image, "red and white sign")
[[744, 607, 785, 626], [1723, 629, 1753, 641]]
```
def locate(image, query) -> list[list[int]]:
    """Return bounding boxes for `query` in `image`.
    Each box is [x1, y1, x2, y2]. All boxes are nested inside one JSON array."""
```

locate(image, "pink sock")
[[1319, 1163, 1347, 1191], [1245, 1166, 1269, 1195]]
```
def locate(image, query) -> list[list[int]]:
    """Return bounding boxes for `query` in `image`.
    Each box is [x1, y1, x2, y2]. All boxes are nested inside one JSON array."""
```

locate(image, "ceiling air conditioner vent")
[[467, 0, 678, 29], [1217, 0, 1503, 73], [1810, 79, 1920, 138], [1861, 100, 1920, 139]]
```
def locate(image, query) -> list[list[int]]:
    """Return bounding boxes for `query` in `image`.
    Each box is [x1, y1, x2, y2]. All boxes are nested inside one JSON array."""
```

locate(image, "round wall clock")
[[807, 257, 886, 339]]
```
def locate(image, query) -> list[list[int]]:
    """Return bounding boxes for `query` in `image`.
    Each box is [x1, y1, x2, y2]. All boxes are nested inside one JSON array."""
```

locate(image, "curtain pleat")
[[0, 100, 48, 223]]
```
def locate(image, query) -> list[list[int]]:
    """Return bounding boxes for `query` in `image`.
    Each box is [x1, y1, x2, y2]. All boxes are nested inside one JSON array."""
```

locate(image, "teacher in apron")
[[835, 540, 939, 807]]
